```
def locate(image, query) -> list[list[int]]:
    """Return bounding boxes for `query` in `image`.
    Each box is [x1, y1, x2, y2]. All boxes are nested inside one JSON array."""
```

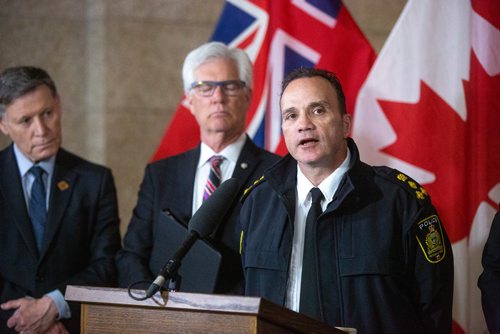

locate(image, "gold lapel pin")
[[57, 180, 69, 191]]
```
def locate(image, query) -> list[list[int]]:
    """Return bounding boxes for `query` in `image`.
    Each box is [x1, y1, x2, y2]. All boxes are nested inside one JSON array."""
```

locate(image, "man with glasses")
[[116, 42, 279, 294]]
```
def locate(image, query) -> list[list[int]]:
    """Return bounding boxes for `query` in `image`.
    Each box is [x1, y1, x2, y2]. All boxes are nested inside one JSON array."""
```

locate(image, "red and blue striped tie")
[[203, 155, 224, 201]]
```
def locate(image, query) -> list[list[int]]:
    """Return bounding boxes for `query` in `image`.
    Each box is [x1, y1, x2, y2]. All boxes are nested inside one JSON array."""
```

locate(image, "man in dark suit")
[[116, 42, 279, 294], [0, 66, 121, 333]]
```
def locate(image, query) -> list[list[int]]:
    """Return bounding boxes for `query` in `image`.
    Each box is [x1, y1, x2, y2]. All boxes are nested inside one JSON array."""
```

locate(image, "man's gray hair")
[[182, 42, 253, 94]]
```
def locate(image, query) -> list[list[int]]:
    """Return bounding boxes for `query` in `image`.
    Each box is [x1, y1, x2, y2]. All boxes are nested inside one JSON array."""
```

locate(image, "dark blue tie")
[[300, 187, 324, 321], [29, 166, 47, 252]]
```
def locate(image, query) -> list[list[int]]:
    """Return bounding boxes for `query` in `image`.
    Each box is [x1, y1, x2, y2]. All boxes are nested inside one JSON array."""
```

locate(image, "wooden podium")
[[65, 285, 345, 333]]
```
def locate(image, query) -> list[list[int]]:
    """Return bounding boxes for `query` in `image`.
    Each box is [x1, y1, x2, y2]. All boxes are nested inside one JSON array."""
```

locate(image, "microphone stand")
[[145, 231, 199, 298]]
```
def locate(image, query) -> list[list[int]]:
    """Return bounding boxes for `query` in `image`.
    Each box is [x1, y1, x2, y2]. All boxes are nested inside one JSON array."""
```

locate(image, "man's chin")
[[30, 146, 59, 162]]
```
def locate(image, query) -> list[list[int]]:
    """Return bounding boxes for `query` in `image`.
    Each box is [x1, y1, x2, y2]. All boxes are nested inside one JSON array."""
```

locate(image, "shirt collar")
[[198, 133, 247, 167], [296, 148, 351, 206], [13, 143, 56, 177]]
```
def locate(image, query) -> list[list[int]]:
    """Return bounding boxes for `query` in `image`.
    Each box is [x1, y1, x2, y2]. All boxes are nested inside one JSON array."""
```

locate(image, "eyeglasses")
[[190, 80, 246, 97]]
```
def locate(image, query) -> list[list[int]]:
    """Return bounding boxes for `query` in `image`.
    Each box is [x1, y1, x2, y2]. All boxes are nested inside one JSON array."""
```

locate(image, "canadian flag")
[[352, 0, 500, 333]]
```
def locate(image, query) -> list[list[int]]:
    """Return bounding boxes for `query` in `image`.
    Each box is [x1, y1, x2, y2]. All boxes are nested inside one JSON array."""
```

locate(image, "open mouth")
[[299, 138, 318, 146]]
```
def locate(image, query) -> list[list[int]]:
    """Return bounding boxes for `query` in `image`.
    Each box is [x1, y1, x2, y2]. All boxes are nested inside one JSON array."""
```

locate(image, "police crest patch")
[[415, 215, 446, 263]]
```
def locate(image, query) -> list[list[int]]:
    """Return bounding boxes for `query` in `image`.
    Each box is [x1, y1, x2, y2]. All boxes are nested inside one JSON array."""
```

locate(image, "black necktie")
[[300, 187, 324, 320], [203, 155, 224, 200], [29, 166, 47, 252]]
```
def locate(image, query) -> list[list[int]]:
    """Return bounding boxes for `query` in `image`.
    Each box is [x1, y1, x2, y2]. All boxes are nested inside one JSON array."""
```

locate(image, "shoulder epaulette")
[[379, 168, 429, 202], [240, 175, 266, 202]]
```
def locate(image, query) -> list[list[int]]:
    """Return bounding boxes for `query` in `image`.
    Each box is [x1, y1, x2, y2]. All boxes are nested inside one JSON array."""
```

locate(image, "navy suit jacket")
[[0, 145, 121, 333], [116, 137, 279, 293]]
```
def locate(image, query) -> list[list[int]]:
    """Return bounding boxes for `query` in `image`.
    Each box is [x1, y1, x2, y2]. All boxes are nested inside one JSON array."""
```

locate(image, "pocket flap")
[[244, 250, 287, 271]]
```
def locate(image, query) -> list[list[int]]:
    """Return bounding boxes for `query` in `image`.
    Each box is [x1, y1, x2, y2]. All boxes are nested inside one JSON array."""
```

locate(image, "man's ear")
[[343, 113, 352, 138], [0, 117, 9, 136]]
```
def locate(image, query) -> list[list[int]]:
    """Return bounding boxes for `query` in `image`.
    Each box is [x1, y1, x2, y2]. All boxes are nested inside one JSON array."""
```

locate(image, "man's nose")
[[211, 85, 226, 101], [297, 112, 313, 131], [32, 117, 48, 135]]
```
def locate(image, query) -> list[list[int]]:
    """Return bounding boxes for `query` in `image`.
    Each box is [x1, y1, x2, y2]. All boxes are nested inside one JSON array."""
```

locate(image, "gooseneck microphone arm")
[[144, 178, 240, 298]]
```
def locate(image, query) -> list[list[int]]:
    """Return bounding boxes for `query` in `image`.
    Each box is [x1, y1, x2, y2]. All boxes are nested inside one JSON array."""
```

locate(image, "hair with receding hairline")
[[280, 67, 346, 115]]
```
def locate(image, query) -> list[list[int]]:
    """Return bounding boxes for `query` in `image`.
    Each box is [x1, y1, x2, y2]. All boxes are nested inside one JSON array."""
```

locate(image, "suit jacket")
[[116, 136, 279, 293], [0, 145, 121, 333], [478, 207, 500, 333]]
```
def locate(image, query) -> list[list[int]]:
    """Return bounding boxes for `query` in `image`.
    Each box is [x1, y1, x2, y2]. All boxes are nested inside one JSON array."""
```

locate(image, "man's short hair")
[[0, 66, 58, 118], [182, 42, 253, 94], [280, 67, 346, 115]]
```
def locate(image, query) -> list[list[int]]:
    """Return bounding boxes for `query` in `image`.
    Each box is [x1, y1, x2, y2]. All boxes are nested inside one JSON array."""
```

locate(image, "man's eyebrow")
[[281, 106, 297, 115], [309, 100, 330, 108]]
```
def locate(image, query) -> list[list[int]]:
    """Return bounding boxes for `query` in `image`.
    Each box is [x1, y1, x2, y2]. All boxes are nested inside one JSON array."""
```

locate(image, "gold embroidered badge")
[[397, 173, 408, 182], [394, 171, 429, 201], [408, 180, 418, 189], [415, 215, 446, 263]]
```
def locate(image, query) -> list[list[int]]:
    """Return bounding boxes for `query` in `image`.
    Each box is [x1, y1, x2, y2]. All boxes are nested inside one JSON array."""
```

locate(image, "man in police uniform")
[[240, 68, 454, 333]]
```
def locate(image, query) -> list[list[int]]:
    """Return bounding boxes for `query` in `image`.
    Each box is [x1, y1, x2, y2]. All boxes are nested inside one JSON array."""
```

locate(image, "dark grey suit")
[[0, 145, 121, 333], [116, 137, 279, 293]]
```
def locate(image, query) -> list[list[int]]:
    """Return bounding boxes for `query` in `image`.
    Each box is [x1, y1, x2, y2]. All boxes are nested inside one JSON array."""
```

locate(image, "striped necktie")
[[203, 155, 224, 201], [29, 165, 47, 252]]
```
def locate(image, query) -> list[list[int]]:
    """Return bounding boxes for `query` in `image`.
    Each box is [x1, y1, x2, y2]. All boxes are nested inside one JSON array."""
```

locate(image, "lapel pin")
[[240, 162, 248, 169], [57, 180, 69, 191]]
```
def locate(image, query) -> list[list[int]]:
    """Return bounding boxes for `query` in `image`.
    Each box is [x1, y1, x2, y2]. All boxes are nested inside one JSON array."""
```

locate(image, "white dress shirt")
[[285, 148, 351, 312], [192, 133, 247, 214]]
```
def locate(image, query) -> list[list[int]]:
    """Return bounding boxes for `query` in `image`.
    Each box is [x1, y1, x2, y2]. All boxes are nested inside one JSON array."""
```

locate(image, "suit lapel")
[[40, 150, 76, 257], [231, 137, 263, 191], [0, 145, 39, 259], [167, 148, 199, 222]]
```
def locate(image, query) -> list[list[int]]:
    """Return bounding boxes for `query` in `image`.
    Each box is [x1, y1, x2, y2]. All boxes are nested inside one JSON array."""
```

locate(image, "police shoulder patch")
[[415, 215, 446, 263], [241, 175, 266, 202]]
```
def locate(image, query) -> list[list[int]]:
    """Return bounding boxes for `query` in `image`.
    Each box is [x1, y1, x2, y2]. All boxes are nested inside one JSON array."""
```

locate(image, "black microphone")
[[145, 178, 240, 297]]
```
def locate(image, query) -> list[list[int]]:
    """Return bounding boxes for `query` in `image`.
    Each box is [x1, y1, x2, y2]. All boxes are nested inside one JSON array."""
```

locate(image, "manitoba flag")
[[353, 0, 500, 333], [152, 0, 375, 160]]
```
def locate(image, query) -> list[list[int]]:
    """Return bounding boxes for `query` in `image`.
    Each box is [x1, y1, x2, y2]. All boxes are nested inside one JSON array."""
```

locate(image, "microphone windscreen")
[[188, 178, 240, 238]]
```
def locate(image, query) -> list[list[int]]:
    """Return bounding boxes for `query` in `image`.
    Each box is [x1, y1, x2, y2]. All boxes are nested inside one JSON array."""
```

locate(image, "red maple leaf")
[[377, 50, 500, 243]]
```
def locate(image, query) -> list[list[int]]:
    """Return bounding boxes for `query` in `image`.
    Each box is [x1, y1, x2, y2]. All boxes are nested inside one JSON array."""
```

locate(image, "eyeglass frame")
[[189, 80, 247, 97]]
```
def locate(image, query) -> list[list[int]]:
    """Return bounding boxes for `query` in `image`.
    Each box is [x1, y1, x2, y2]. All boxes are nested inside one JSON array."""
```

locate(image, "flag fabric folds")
[[352, 0, 500, 333], [152, 0, 375, 160]]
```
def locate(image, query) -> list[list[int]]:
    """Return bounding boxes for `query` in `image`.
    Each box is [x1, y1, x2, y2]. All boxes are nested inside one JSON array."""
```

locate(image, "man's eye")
[[284, 113, 296, 121], [223, 83, 238, 91], [198, 85, 213, 93], [313, 107, 324, 114]]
